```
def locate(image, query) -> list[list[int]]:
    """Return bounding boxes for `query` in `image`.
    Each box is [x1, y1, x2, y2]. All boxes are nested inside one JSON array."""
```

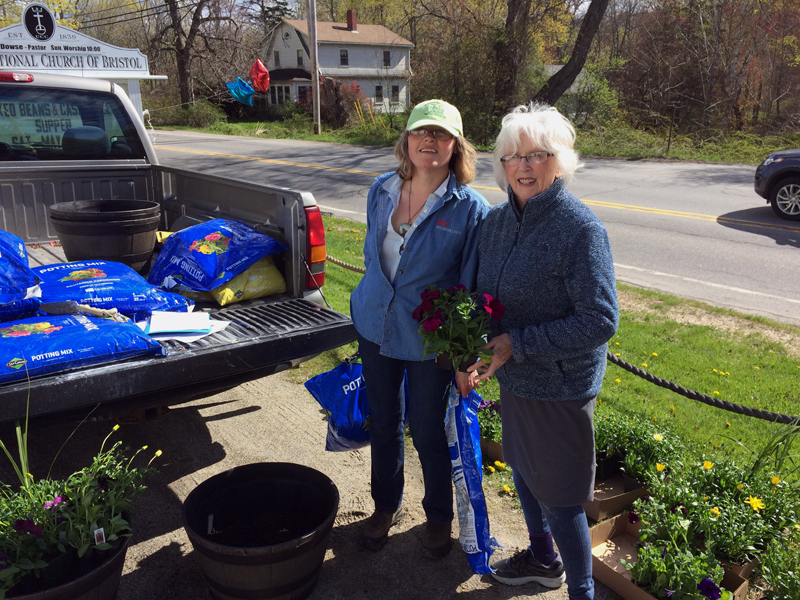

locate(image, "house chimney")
[[346, 9, 357, 32]]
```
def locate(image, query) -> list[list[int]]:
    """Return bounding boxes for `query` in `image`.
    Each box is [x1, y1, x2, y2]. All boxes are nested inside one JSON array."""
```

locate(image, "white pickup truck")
[[0, 71, 355, 424]]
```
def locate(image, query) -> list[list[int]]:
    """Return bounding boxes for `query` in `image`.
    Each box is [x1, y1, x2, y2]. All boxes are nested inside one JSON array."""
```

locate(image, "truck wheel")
[[770, 177, 800, 221]]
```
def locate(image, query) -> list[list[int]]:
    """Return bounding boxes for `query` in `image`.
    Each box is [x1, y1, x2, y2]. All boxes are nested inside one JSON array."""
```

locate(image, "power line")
[[77, 0, 204, 27]]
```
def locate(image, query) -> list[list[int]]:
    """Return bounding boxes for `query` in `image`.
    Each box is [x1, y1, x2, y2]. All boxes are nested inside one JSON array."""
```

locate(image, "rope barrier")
[[324, 253, 798, 425], [607, 352, 799, 425]]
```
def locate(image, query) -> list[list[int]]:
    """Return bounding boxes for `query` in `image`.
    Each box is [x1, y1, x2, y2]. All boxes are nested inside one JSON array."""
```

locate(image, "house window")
[[383, 50, 391, 67], [298, 86, 310, 104], [339, 49, 348, 66], [270, 85, 292, 105], [297, 49, 304, 67], [375, 85, 383, 103], [273, 51, 280, 68], [391, 85, 400, 103]]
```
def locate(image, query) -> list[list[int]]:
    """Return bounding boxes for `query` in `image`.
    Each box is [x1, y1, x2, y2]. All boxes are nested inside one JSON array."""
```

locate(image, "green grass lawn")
[[299, 216, 800, 474]]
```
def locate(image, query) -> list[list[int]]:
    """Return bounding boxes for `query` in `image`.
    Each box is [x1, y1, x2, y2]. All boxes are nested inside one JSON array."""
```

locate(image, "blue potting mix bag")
[[33, 261, 192, 317], [147, 219, 287, 292], [445, 382, 499, 574], [0, 231, 41, 324], [0, 314, 165, 383]]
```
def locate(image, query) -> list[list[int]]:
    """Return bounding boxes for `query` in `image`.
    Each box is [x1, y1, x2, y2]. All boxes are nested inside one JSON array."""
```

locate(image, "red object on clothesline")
[[249, 60, 270, 92]]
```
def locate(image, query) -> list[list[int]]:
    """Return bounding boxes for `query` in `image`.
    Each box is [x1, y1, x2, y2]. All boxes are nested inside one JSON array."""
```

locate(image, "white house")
[[264, 10, 413, 113]]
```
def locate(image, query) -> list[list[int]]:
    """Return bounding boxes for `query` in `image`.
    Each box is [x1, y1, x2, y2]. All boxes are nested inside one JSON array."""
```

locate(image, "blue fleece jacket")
[[476, 178, 619, 401]]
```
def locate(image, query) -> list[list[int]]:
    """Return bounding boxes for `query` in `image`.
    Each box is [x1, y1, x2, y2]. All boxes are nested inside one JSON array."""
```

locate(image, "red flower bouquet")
[[412, 284, 505, 371]]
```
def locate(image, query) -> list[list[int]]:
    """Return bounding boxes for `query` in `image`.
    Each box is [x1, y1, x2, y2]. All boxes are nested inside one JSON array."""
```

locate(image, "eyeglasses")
[[409, 128, 454, 141], [500, 152, 554, 166]]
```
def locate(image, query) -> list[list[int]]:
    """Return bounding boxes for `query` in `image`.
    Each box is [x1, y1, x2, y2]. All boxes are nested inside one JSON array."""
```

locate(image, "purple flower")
[[13, 518, 42, 538], [628, 511, 640, 524], [44, 495, 65, 510], [95, 476, 111, 492], [669, 501, 687, 514], [661, 545, 667, 558], [0, 551, 7, 569], [445, 284, 466, 293], [664, 590, 675, 598], [482, 296, 506, 321], [697, 578, 722, 600]]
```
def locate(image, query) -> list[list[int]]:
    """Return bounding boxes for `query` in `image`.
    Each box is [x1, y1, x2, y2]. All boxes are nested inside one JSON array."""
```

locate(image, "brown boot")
[[359, 507, 403, 551], [421, 520, 452, 559]]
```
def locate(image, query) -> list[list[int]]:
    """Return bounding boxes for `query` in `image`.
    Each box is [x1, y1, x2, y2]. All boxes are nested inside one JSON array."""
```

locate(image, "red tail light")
[[0, 73, 34, 82], [304, 206, 326, 289]]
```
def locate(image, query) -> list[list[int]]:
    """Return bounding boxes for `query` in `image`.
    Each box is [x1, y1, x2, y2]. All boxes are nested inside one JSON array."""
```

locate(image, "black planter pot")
[[435, 354, 479, 373], [595, 453, 620, 480], [8, 534, 130, 600], [183, 462, 340, 600]]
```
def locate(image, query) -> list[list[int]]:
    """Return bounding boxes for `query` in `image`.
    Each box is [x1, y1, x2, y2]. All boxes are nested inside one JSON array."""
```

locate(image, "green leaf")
[[78, 543, 90, 557], [16, 558, 35, 570]]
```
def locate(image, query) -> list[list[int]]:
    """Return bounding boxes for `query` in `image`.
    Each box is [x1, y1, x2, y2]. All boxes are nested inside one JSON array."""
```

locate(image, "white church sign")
[[0, 2, 151, 78]]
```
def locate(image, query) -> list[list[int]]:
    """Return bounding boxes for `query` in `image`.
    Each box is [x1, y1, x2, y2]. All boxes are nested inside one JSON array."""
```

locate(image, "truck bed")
[[0, 245, 355, 425]]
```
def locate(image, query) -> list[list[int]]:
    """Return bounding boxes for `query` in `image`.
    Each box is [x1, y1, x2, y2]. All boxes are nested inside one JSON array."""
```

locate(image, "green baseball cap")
[[406, 99, 463, 138]]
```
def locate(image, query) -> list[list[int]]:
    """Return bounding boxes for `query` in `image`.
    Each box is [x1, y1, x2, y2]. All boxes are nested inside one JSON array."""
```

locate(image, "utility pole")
[[306, 0, 321, 134]]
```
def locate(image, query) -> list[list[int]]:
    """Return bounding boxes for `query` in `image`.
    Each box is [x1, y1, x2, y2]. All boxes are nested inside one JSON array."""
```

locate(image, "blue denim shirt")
[[351, 171, 490, 361]]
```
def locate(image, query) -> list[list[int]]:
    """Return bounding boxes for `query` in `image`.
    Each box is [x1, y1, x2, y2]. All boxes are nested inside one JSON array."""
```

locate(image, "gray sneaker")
[[491, 549, 566, 588]]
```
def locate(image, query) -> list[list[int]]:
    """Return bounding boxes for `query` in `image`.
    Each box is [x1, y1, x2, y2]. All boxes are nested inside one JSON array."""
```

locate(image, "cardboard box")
[[583, 474, 649, 521], [590, 514, 748, 600]]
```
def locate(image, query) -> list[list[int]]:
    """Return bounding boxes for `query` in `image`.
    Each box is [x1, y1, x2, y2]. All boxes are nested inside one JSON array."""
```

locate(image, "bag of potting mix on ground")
[[33, 261, 192, 318], [445, 381, 499, 574], [147, 219, 287, 293], [0, 314, 165, 383], [0, 231, 42, 321]]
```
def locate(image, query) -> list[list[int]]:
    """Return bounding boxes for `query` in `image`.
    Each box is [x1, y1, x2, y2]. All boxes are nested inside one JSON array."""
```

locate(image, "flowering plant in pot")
[[0, 420, 160, 598], [412, 285, 505, 371]]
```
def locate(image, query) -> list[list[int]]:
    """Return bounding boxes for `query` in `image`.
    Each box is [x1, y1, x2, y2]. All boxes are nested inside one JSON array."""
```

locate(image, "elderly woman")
[[350, 99, 490, 558], [458, 104, 618, 599]]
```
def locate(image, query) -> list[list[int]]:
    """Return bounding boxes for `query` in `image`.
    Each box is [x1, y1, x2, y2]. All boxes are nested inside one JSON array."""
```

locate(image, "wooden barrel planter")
[[182, 462, 339, 600], [7, 535, 130, 600]]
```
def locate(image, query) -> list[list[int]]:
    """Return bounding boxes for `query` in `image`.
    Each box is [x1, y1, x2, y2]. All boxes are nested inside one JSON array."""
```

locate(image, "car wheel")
[[770, 177, 800, 221]]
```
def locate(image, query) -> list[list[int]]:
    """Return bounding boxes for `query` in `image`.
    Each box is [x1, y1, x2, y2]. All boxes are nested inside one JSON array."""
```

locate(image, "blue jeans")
[[513, 468, 594, 600], [357, 334, 454, 523]]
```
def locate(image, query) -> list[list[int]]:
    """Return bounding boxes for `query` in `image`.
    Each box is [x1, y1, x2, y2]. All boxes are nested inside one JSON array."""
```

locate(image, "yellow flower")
[[725, 372, 730, 375], [653, 433, 664, 442], [615, 342, 619, 346], [487, 465, 495, 473], [772, 475, 780, 485], [703, 461, 714, 470], [713, 441, 719, 449], [656, 463, 665, 472], [653, 416, 657, 422], [113, 424, 120, 431], [703, 496, 709, 501], [615, 353, 620, 357], [642, 363, 648, 367], [713, 368, 718, 373], [795, 524, 800, 529], [142, 445, 148, 450], [155, 449, 162, 457], [744, 495, 765, 513], [726, 421, 731, 428], [754, 366, 760, 370], [710, 507, 721, 517], [615, 378, 621, 383], [737, 483, 744, 491], [713, 391, 720, 395], [670, 406, 675, 413], [494, 461, 506, 470], [652, 352, 658, 357], [502, 485, 512, 494]]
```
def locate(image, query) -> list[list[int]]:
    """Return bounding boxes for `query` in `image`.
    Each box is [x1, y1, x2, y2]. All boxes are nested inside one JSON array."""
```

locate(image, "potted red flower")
[[412, 284, 504, 372]]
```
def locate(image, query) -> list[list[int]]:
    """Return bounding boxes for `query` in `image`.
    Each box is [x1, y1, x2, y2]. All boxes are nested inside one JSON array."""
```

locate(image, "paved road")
[[152, 131, 800, 326]]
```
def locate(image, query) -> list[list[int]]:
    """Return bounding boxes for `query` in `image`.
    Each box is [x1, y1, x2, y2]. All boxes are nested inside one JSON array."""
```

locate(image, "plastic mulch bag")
[[148, 219, 287, 293], [33, 261, 192, 318], [445, 381, 499, 574], [208, 255, 286, 306], [0, 314, 165, 383]]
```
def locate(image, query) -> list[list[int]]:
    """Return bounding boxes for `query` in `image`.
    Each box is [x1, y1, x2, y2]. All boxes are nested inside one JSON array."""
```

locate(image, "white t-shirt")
[[379, 175, 447, 284]]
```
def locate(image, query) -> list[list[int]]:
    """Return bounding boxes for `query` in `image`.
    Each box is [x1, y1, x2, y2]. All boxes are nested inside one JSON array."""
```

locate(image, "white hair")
[[492, 103, 582, 191]]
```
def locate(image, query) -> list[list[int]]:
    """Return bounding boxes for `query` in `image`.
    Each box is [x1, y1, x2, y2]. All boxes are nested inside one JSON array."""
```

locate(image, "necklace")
[[399, 178, 424, 237]]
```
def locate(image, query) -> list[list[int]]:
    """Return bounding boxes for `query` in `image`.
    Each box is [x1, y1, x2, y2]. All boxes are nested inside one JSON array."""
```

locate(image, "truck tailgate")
[[0, 296, 355, 424]]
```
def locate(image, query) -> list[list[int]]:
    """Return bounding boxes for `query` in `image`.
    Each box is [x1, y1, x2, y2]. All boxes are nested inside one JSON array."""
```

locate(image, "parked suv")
[[755, 149, 800, 221]]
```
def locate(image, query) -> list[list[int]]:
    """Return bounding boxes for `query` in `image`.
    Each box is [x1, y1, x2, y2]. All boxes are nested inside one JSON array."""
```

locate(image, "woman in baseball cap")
[[350, 100, 490, 558]]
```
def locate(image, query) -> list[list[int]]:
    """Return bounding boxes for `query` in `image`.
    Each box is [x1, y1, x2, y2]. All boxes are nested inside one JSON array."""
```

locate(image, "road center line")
[[615, 263, 800, 305], [156, 145, 800, 234]]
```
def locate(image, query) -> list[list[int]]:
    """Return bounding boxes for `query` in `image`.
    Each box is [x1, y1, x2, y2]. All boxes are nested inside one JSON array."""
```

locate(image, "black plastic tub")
[[182, 462, 340, 600], [48, 200, 161, 272]]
